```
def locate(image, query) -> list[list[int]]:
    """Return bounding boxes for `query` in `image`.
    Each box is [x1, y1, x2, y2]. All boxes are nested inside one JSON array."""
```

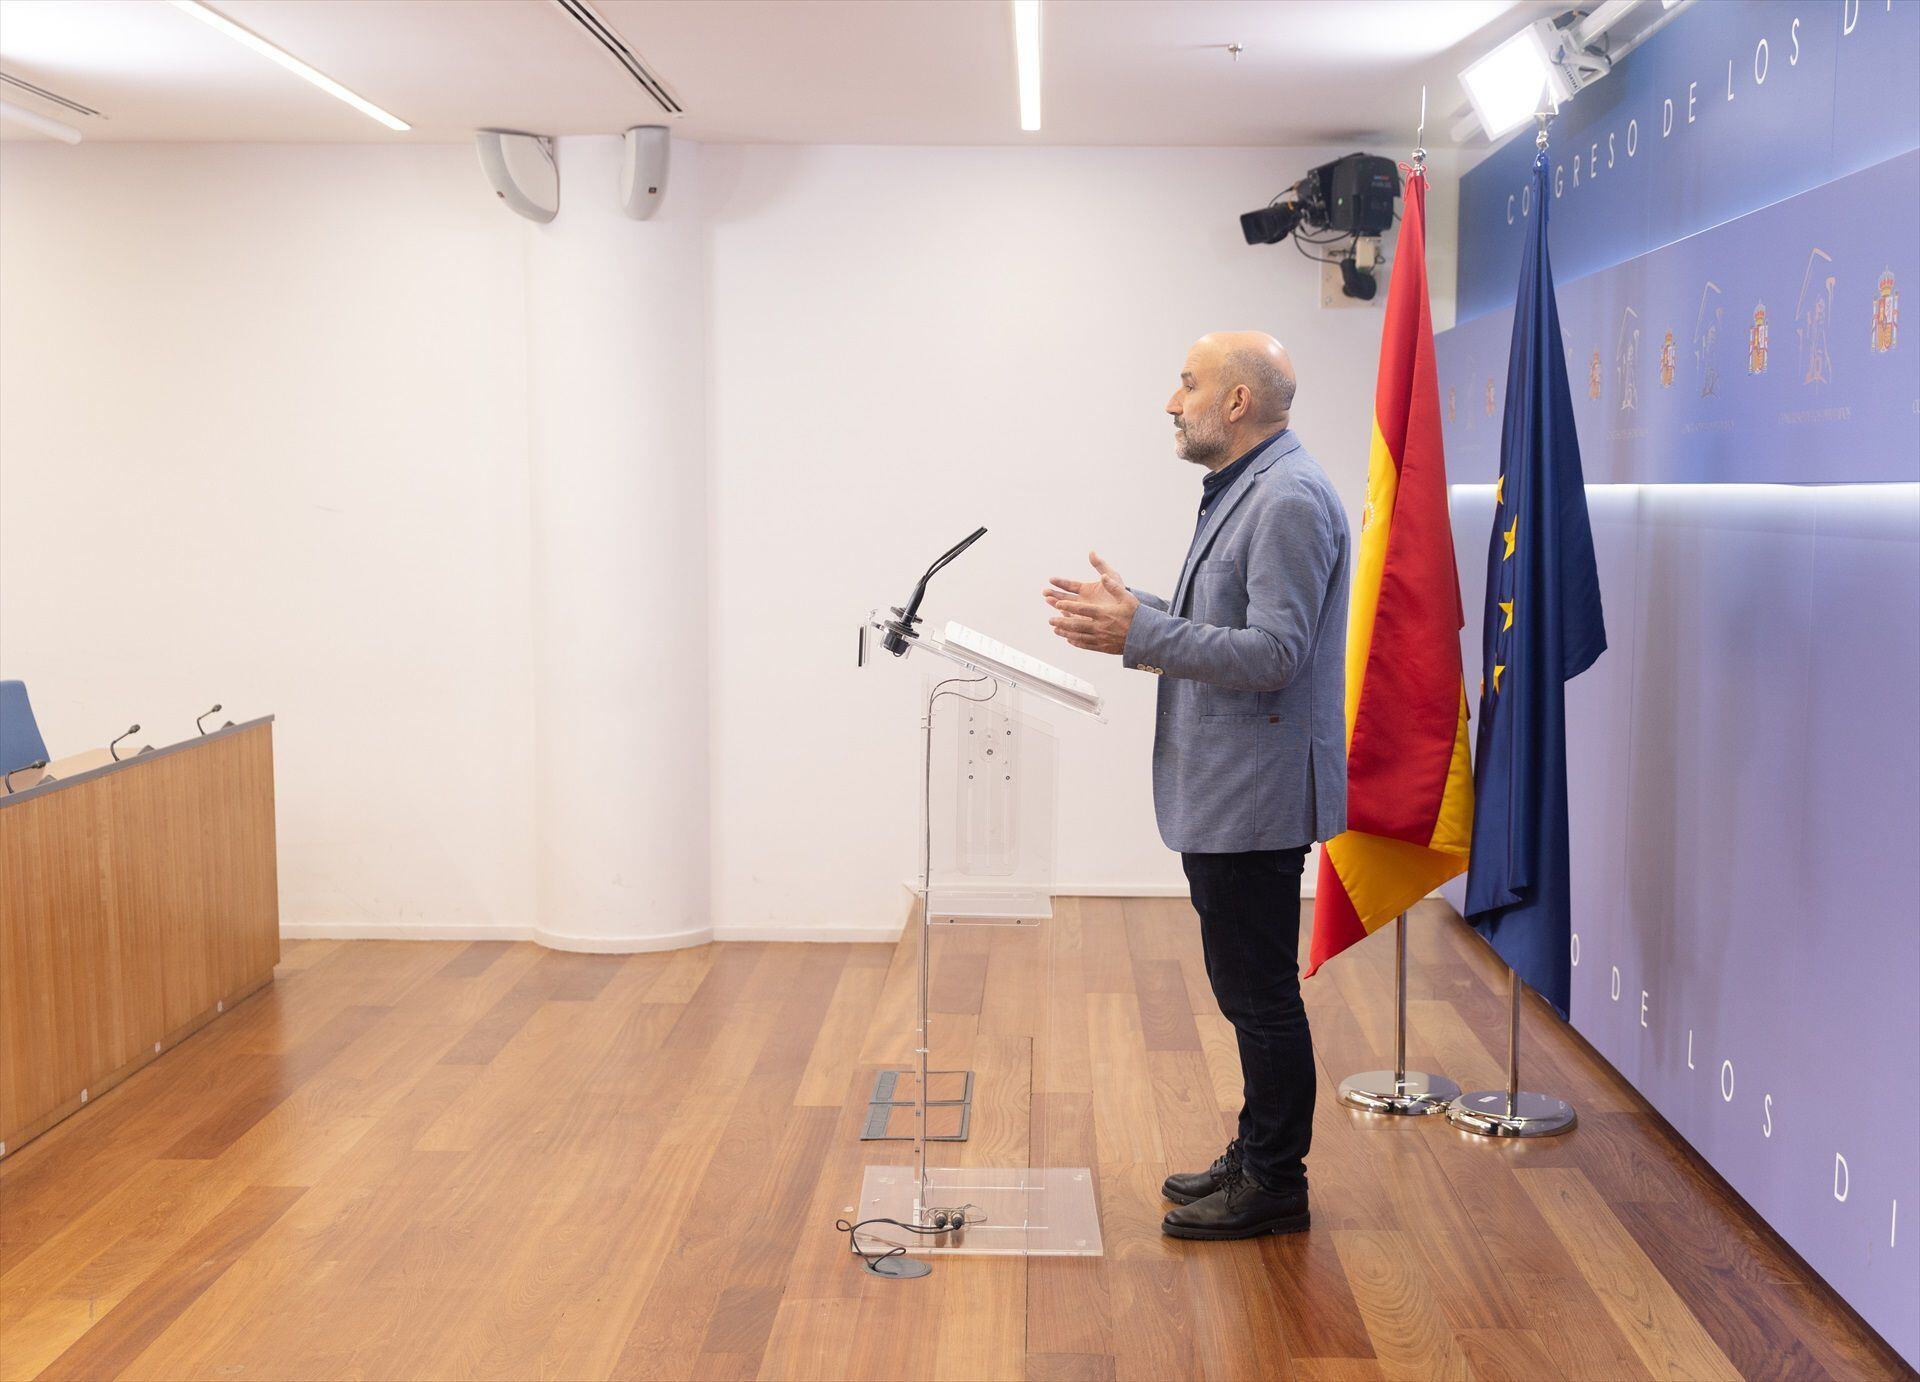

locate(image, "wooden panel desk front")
[[0, 717, 279, 1156]]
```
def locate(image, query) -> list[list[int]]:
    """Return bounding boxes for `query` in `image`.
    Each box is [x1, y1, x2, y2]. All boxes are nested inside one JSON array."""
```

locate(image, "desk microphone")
[[4, 759, 47, 794], [197, 704, 224, 736], [110, 724, 141, 762], [882, 526, 987, 657]]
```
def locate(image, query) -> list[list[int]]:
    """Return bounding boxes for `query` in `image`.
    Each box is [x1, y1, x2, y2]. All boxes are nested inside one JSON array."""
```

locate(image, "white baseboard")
[[710, 924, 904, 943], [281, 920, 891, 947], [281, 921, 537, 943], [531, 924, 713, 954]]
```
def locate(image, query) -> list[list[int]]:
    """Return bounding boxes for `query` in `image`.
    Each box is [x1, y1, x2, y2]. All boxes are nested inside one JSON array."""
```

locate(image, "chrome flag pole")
[[1446, 964, 1576, 1137], [1337, 912, 1460, 1115]]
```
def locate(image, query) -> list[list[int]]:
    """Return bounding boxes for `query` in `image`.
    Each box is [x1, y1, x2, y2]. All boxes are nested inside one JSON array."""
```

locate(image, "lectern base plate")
[[852, 1165, 1103, 1257]]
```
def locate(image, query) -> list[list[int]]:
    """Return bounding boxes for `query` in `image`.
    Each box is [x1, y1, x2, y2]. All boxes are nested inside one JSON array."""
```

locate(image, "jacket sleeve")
[[1128, 588, 1170, 613], [1121, 488, 1340, 692]]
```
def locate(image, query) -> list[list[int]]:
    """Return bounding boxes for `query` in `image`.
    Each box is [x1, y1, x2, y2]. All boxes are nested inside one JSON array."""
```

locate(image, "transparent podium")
[[856, 610, 1107, 1261]]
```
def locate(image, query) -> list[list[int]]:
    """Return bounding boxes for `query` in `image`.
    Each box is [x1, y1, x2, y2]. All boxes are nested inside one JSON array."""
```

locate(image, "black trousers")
[[1181, 847, 1315, 1193]]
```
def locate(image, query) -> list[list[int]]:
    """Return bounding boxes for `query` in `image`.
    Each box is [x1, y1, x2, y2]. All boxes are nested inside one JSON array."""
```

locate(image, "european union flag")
[[1464, 146, 1608, 1019]]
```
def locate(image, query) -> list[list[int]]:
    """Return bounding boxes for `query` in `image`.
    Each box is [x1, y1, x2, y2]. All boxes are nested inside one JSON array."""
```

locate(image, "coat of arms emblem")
[[1872, 269, 1899, 354]]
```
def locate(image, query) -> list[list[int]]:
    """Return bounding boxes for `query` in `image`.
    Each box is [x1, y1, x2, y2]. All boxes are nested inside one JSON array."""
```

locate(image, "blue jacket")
[[1124, 429, 1351, 853]]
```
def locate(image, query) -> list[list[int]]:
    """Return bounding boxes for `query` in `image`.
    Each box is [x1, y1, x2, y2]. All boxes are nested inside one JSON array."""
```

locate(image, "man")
[[1043, 331, 1350, 1240]]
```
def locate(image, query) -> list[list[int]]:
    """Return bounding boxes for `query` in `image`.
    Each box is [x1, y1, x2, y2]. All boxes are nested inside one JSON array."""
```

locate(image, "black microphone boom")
[[4, 759, 47, 794], [883, 527, 987, 657], [197, 704, 224, 736], [110, 724, 141, 762]]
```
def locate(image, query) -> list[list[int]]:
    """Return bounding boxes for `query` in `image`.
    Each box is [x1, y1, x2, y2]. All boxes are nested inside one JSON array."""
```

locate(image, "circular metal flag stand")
[[1445, 965, 1577, 1138], [1337, 914, 1461, 1116]]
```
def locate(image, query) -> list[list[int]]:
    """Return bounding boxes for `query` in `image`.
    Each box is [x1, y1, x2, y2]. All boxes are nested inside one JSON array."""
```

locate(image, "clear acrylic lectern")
[[856, 609, 1106, 1258]]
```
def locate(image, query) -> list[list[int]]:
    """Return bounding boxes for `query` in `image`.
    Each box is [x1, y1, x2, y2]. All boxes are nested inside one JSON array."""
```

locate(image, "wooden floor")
[[0, 900, 1907, 1382]]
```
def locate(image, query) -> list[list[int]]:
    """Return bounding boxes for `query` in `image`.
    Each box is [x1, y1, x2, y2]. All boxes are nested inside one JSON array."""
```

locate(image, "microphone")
[[197, 704, 224, 736], [110, 724, 141, 761], [4, 759, 47, 794], [883, 526, 988, 657]]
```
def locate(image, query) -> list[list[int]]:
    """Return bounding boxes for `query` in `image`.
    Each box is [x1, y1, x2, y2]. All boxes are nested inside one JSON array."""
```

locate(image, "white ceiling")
[[0, 0, 1556, 147]]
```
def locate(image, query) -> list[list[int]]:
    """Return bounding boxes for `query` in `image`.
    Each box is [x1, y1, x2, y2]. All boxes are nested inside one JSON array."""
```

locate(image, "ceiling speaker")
[[475, 130, 559, 223]]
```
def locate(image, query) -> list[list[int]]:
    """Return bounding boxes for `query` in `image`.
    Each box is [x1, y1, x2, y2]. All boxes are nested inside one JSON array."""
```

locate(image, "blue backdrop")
[[1437, 0, 1920, 1365]]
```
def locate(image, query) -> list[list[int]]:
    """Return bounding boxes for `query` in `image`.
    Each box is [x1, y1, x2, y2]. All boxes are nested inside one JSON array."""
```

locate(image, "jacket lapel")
[[1170, 430, 1300, 615]]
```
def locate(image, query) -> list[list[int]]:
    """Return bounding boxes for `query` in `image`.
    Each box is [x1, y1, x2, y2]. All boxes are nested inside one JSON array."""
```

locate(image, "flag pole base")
[[1338, 1070, 1461, 1116], [1445, 1089, 1577, 1137]]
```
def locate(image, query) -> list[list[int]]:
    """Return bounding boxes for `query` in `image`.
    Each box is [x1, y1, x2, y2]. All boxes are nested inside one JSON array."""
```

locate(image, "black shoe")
[[1161, 1138, 1243, 1206], [1161, 1164, 1310, 1240]]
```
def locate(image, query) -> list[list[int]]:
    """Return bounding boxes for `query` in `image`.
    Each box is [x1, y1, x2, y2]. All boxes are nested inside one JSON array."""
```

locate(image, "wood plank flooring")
[[0, 900, 1908, 1381]]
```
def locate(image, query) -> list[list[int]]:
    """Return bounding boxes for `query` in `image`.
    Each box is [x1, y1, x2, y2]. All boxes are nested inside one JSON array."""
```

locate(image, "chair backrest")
[[1, 680, 50, 775]]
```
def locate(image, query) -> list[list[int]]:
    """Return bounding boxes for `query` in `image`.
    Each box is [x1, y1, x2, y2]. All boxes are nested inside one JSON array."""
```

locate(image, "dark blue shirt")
[[1196, 429, 1285, 534]]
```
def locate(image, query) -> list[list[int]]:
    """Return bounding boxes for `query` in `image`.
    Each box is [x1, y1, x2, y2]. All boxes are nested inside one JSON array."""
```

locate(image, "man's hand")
[[1043, 551, 1140, 656]]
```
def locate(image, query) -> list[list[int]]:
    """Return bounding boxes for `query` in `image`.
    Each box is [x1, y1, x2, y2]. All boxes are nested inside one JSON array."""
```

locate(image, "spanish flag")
[[1306, 162, 1474, 977]]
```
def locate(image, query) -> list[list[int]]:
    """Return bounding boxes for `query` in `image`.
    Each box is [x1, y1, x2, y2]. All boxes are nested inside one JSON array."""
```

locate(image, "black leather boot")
[[1161, 1138, 1243, 1205], [1161, 1163, 1310, 1240]]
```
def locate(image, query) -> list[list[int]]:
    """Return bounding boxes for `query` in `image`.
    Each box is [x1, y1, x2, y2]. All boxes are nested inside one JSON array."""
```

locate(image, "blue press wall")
[[1435, 0, 1920, 1363]]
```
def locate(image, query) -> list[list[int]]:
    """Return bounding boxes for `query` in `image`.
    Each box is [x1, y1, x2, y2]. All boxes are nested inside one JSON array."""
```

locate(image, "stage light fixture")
[[1459, 20, 1559, 141]]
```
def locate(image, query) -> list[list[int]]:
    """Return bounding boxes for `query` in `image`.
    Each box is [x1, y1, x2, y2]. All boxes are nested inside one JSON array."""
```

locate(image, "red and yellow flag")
[[1306, 164, 1474, 977]]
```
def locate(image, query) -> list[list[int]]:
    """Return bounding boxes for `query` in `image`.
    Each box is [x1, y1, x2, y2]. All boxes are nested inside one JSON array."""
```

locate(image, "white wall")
[[0, 142, 539, 938], [2, 138, 1436, 942], [703, 144, 1407, 937]]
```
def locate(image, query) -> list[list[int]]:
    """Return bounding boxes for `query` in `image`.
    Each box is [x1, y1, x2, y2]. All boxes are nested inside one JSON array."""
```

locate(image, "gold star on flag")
[[1495, 474, 1505, 507], [1502, 517, 1518, 559], [1500, 600, 1514, 631], [1492, 663, 1505, 693]]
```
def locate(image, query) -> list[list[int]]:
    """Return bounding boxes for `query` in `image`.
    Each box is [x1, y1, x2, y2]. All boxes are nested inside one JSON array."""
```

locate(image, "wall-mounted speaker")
[[475, 130, 559, 223], [620, 126, 669, 220]]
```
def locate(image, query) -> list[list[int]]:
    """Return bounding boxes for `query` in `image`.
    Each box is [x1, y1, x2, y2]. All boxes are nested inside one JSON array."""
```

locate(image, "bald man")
[[1045, 332, 1350, 1240]]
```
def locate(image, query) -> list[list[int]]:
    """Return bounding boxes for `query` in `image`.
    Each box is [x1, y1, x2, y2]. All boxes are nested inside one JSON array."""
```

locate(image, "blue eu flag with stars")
[[1464, 147, 1607, 1020]]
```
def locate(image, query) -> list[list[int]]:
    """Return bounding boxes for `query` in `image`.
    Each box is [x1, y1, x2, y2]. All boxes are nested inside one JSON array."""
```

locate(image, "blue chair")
[[1, 680, 50, 775]]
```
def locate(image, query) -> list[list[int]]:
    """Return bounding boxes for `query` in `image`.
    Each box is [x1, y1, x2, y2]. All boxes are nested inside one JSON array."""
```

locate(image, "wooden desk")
[[0, 717, 279, 1156]]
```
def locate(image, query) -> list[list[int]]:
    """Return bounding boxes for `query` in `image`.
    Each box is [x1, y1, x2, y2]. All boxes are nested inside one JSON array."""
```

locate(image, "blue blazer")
[[1124, 429, 1351, 853]]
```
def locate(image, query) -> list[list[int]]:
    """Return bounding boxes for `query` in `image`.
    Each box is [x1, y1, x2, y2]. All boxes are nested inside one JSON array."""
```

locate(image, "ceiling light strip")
[[167, 0, 409, 132], [1013, 0, 1042, 132]]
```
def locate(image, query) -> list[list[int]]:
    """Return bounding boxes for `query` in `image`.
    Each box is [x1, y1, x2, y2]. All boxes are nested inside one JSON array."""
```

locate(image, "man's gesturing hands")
[[1044, 551, 1141, 656]]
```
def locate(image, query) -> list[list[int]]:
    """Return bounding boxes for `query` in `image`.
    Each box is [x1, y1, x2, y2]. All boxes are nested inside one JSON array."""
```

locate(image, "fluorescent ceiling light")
[[1012, 0, 1041, 132], [1459, 20, 1556, 141], [0, 99, 82, 143], [168, 0, 409, 132]]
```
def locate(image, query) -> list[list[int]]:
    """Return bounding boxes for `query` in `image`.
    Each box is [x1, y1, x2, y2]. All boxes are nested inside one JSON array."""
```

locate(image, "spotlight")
[[1459, 13, 1616, 142]]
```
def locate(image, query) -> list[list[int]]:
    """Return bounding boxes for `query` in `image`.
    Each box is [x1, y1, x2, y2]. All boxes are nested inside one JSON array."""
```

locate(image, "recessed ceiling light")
[[168, 0, 409, 132], [1012, 0, 1041, 133]]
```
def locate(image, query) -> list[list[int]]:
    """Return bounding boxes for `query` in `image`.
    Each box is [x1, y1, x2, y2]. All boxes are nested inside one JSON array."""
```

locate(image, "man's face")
[[1167, 347, 1232, 467]]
